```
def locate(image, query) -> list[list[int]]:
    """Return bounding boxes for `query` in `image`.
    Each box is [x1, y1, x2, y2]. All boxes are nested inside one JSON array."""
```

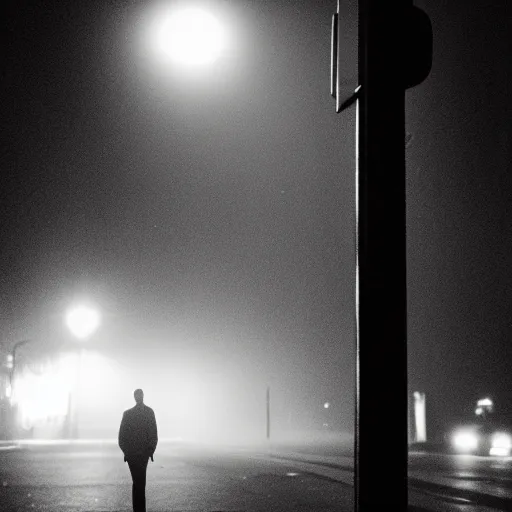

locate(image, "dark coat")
[[118, 403, 158, 461]]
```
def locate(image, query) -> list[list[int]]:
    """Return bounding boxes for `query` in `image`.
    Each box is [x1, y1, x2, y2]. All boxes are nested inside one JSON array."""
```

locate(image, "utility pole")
[[332, 1, 432, 510], [356, 2, 408, 509]]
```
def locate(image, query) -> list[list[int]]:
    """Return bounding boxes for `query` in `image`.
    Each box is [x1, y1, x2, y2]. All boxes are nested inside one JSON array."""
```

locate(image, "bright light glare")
[[477, 398, 493, 407], [490, 434, 511, 456], [453, 430, 478, 452], [12, 351, 125, 436], [154, 8, 226, 65], [66, 306, 100, 340], [13, 353, 77, 429], [324, 402, 330, 409], [492, 433, 512, 449], [490, 447, 510, 456]]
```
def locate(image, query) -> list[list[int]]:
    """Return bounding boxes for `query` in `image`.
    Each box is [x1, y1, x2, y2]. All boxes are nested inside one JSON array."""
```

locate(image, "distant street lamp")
[[475, 397, 494, 419], [66, 305, 101, 341], [65, 304, 100, 438]]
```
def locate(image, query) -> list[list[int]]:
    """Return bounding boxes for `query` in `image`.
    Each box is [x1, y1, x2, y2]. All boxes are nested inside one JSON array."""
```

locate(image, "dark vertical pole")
[[356, 0, 408, 510], [9, 340, 32, 391], [266, 386, 270, 440], [72, 347, 84, 439], [8, 339, 32, 441], [65, 392, 73, 439]]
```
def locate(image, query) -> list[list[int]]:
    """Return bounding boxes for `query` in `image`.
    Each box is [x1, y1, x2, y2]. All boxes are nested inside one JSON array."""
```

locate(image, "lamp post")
[[65, 305, 100, 438], [4, 339, 34, 439], [332, 0, 432, 509], [8, 339, 33, 394]]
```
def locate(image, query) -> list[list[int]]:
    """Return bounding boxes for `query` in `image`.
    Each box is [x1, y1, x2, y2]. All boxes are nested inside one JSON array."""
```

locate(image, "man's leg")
[[127, 457, 149, 512], [135, 457, 148, 512]]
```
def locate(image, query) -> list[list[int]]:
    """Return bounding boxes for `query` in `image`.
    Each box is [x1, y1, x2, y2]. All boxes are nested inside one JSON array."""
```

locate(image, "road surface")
[[2, 440, 512, 511], [409, 450, 512, 510], [0, 441, 353, 512]]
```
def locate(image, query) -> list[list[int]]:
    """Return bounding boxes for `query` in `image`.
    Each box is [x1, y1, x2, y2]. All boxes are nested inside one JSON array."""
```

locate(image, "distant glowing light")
[[154, 8, 226, 65], [12, 351, 122, 433], [475, 407, 484, 416], [286, 472, 299, 477], [13, 354, 77, 429], [413, 392, 427, 443], [477, 398, 493, 408], [490, 447, 509, 456], [66, 306, 100, 340], [452, 430, 478, 452], [324, 402, 330, 409], [492, 433, 512, 450]]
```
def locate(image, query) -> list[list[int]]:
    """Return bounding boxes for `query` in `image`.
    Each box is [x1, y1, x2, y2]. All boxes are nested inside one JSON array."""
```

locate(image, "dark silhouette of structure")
[[119, 389, 158, 512]]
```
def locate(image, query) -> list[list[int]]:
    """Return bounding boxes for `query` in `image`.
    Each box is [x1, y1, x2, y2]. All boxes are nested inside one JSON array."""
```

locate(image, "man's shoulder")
[[125, 404, 154, 414], [143, 404, 155, 415]]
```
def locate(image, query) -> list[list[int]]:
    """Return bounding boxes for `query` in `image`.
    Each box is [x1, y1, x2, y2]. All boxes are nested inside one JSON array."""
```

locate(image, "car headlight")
[[490, 433, 512, 456], [453, 430, 478, 452]]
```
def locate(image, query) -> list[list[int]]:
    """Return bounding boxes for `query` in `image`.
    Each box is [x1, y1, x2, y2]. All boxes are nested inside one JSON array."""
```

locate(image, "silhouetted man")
[[119, 389, 158, 512]]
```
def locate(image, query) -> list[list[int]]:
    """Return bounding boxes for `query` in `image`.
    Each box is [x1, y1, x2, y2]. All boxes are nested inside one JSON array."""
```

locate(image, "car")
[[451, 422, 512, 456]]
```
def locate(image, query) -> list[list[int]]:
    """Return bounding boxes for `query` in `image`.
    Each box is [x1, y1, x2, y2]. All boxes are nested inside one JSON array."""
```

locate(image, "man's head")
[[134, 389, 144, 405]]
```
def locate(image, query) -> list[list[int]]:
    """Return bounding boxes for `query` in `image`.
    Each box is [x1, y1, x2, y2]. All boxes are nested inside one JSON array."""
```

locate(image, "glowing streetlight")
[[65, 304, 100, 438], [475, 397, 494, 418], [153, 7, 227, 66], [477, 398, 493, 408], [66, 305, 100, 340]]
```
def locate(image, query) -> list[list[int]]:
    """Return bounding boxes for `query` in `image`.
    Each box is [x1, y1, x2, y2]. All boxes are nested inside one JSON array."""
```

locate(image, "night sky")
[[1, 0, 511, 439]]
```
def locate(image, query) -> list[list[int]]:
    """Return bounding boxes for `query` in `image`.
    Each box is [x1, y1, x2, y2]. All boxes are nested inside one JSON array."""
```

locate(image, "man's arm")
[[147, 409, 158, 460], [118, 412, 128, 460]]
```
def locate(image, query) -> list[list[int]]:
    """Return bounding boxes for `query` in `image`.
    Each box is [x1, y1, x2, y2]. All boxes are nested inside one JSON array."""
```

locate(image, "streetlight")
[[66, 305, 101, 341], [331, 2, 432, 509], [476, 397, 494, 419], [65, 304, 100, 438], [151, 6, 228, 66]]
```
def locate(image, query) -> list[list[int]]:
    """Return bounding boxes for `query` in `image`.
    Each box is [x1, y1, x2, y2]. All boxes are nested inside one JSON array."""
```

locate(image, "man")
[[119, 389, 158, 512]]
